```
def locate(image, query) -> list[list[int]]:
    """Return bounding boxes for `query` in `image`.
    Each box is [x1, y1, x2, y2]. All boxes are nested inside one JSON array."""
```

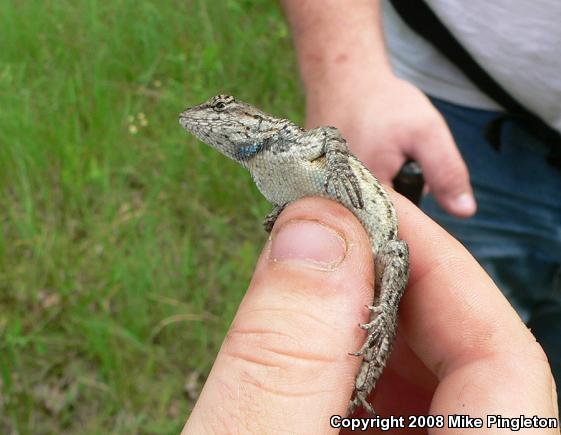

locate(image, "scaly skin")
[[179, 95, 409, 415]]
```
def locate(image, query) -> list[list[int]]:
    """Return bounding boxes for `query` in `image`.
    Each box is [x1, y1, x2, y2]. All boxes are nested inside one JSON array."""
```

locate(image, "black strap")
[[389, 0, 561, 166]]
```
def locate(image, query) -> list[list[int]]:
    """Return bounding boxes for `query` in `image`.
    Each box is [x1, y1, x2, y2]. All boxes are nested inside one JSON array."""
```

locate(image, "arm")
[[281, 0, 391, 98], [281, 0, 477, 218]]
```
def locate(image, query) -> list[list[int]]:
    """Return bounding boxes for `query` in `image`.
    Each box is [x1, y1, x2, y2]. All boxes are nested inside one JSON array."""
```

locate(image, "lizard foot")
[[349, 325, 384, 357], [347, 344, 380, 416], [324, 152, 364, 209], [357, 303, 388, 331], [350, 305, 392, 356], [347, 385, 376, 416], [347, 309, 398, 416]]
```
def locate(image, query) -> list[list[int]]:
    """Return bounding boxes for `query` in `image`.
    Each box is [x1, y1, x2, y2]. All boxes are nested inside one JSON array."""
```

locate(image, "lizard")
[[179, 94, 409, 416]]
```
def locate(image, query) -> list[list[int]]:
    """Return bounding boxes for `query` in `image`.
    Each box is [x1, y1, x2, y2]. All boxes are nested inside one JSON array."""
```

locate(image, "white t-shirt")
[[382, 0, 561, 133]]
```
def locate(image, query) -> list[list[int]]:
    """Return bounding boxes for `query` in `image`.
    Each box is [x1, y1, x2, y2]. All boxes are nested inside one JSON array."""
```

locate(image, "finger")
[[183, 197, 375, 434], [391, 192, 558, 421], [406, 116, 477, 218]]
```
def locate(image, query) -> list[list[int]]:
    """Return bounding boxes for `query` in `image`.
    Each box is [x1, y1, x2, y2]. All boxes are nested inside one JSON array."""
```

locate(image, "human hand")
[[182, 196, 557, 434], [305, 72, 476, 218]]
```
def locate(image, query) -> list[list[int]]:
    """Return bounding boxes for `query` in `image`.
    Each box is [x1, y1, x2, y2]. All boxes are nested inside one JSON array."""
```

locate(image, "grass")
[[0, 1, 304, 433]]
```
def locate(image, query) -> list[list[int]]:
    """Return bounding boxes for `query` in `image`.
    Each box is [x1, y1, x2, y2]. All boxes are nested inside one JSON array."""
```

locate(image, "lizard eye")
[[211, 95, 234, 111]]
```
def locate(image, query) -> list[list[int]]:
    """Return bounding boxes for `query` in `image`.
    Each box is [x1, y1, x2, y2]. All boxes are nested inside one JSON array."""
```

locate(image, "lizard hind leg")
[[347, 341, 389, 416], [347, 239, 409, 416]]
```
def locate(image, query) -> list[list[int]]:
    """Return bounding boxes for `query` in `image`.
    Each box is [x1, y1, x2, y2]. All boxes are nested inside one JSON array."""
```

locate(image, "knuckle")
[[223, 317, 336, 371], [217, 312, 339, 404]]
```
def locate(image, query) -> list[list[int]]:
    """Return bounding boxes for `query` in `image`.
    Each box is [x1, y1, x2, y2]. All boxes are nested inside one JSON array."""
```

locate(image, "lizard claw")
[[365, 304, 382, 314], [352, 311, 391, 358], [359, 322, 370, 330]]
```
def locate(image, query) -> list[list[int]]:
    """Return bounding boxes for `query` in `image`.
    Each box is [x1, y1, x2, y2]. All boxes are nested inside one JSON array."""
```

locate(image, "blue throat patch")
[[236, 143, 262, 161]]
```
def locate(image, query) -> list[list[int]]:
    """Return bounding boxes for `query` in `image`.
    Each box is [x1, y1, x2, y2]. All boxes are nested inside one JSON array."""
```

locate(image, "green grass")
[[0, 1, 303, 432]]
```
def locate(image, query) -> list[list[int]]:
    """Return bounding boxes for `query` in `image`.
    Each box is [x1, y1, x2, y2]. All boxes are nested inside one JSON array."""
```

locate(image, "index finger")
[[392, 192, 558, 421]]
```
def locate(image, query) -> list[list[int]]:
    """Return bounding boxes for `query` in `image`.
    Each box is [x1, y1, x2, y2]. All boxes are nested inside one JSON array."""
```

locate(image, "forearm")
[[280, 0, 392, 93], [281, 1, 475, 216]]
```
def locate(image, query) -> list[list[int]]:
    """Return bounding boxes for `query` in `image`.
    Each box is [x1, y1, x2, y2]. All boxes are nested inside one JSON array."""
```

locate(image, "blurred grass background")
[[0, 0, 303, 432]]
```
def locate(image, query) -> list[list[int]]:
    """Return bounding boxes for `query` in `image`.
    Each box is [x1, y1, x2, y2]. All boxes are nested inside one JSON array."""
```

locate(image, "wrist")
[[300, 52, 394, 96], [302, 61, 398, 114]]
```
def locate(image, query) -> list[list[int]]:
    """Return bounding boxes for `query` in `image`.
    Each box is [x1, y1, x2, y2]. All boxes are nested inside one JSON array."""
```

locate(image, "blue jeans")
[[422, 97, 561, 405]]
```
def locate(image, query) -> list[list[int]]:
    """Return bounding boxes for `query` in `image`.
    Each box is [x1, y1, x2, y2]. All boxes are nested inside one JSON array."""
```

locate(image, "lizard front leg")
[[347, 239, 409, 416], [263, 203, 287, 233], [322, 127, 364, 209], [300, 127, 364, 209]]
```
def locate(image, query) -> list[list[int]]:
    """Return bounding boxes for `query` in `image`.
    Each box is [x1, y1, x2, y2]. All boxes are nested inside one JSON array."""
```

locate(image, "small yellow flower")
[[128, 124, 138, 134], [139, 118, 148, 127], [154, 80, 162, 88]]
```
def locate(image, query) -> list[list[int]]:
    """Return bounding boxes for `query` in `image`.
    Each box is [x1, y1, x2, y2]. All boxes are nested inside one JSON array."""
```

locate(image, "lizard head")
[[179, 95, 295, 164]]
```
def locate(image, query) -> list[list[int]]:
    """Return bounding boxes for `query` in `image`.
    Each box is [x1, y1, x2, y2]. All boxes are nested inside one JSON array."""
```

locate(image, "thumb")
[[409, 115, 477, 217], [183, 197, 375, 434]]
